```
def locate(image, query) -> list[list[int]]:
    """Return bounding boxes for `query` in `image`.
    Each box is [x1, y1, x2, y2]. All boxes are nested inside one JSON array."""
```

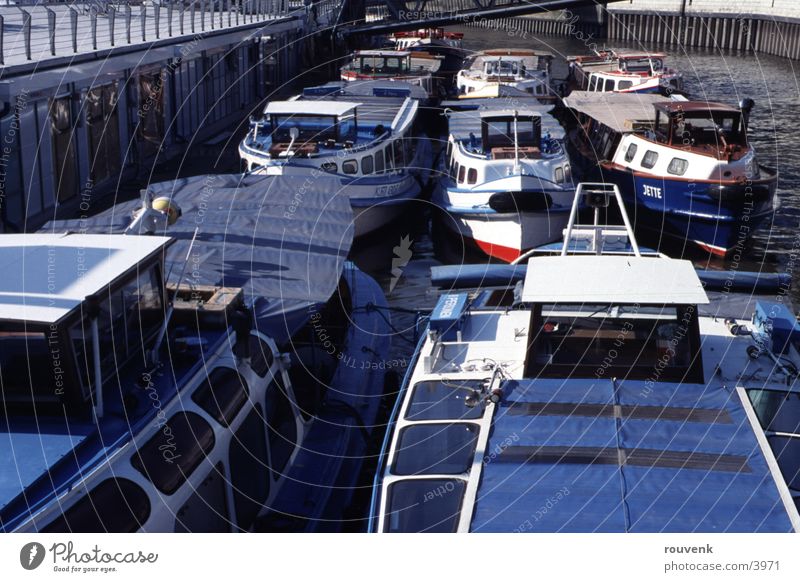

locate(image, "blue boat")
[[0, 173, 392, 532], [239, 81, 433, 237], [563, 91, 777, 256], [369, 183, 800, 532]]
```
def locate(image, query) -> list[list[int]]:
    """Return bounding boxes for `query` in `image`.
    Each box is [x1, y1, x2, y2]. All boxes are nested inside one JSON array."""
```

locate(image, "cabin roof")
[[654, 101, 742, 114], [479, 48, 554, 58], [563, 91, 675, 133], [264, 100, 361, 117], [0, 233, 170, 324], [478, 109, 542, 119], [355, 49, 410, 57], [447, 100, 564, 141], [521, 255, 709, 304]]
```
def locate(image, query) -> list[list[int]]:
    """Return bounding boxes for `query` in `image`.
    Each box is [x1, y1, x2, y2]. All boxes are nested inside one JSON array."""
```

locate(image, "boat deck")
[[563, 91, 676, 133]]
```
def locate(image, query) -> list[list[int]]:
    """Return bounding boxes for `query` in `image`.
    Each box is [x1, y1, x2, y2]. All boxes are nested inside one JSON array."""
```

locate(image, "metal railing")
[[0, 0, 328, 66]]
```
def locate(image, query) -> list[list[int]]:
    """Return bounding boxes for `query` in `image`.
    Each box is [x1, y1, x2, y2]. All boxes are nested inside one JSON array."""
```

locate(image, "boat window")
[[342, 160, 358, 174], [0, 330, 65, 405], [452, 162, 459, 180], [457, 165, 466, 183], [564, 164, 572, 183], [747, 390, 800, 435], [618, 80, 634, 90], [70, 262, 163, 391], [375, 149, 385, 173], [406, 381, 485, 421], [131, 412, 215, 494], [467, 168, 477, 184], [767, 436, 800, 491], [384, 479, 465, 532], [624, 143, 638, 162], [249, 336, 274, 378], [230, 405, 271, 529], [392, 423, 479, 475], [320, 161, 337, 173], [482, 116, 541, 150], [361, 154, 374, 174], [526, 303, 703, 382], [641, 150, 659, 169], [384, 146, 394, 171], [266, 376, 298, 475], [667, 157, 689, 175], [271, 114, 338, 143], [192, 367, 249, 426], [604, 78, 614, 92], [393, 140, 405, 169], [174, 463, 229, 532], [672, 112, 746, 147], [42, 478, 150, 533], [588, 75, 598, 92], [555, 167, 565, 183]]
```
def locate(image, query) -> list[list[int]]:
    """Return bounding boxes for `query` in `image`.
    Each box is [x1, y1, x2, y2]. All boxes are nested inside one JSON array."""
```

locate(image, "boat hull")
[[434, 178, 573, 263], [572, 158, 777, 256]]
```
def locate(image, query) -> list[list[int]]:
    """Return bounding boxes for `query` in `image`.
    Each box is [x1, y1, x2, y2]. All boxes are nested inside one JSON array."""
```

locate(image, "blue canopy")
[[472, 378, 795, 532], [43, 173, 355, 342]]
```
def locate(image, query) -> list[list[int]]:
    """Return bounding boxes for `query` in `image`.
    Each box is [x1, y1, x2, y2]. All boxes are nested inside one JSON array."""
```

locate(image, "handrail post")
[[126, 5, 132, 44], [70, 7, 78, 52], [19, 8, 31, 61], [168, 2, 173, 37], [46, 7, 56, 56], [141, 5, 147, 42], [109, 6, 116, 47], [154, 2, 160, 39], [0, 15, 4, 66]]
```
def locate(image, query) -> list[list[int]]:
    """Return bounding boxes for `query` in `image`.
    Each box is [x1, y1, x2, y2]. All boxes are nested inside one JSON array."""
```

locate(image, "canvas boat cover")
[[472, 377, 796, 532], [43, 173, 355, 343]]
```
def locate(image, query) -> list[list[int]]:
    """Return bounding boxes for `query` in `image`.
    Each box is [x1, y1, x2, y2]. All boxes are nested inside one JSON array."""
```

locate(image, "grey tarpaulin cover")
[[43, 173, 355, 342]]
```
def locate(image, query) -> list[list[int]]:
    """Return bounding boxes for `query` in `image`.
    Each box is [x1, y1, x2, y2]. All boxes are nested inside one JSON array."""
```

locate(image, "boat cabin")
[[651, 101, 748, 154], [350, 50, 412, 75], [521, 254, 707, 382], [0, 234, 170, 414], [264, 101, 360, 157], [479, 110, 542, 159]]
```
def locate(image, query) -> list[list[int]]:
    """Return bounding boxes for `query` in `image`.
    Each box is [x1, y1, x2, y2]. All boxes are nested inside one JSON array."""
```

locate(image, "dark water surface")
[[355, 25, 800, 366]]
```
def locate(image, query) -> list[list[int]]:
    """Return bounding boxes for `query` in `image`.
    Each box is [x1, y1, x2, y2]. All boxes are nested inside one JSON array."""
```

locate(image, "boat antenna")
[[151, 227, 200, 364]]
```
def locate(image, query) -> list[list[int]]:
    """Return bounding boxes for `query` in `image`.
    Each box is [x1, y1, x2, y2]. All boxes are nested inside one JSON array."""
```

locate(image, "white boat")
[[1, 174, 394, 532], [456, 49, 554, 99], [238, 81, 433, 237], [568, 50, 683, 94], [369, 183, 800, 532], [433, 96, 574, 262]]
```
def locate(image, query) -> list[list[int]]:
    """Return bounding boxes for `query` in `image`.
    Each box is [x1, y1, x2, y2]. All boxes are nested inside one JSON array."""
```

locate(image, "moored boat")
[[456, 49, 555, 100], [563, 91, 777, 256], [238, 81, 433, 237], [433, 95, 575, 262], [387, 28, 468, 86], [369, 182, 800, 532], [567, 50, 683, 94], [1, 173, 392, 532]]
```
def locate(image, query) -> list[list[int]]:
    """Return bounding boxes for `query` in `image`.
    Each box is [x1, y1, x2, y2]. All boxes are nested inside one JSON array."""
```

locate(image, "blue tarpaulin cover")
[[43, 173, 355, 342], [472, 378, 795, 532]]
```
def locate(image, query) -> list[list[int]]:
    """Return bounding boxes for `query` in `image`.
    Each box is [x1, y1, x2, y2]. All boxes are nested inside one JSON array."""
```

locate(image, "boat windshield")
[[484, 59, 521, 77], [482, 116, 542, 150], [666, 111, 746, 147], [357, 56, 409, 75], [526, 303, 703, 381]]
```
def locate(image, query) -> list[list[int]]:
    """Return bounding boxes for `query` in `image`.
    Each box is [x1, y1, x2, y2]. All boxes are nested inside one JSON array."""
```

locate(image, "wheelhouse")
[[349, 50, 412, 75], [0, 234, 170, 415], [479, 110, 542, 158], [264, 101, 360, 157], [521, 255, 707, 382], [652, 101, 748, 149]]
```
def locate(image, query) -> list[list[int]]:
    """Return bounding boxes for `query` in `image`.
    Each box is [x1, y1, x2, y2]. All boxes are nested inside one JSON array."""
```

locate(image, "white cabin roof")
[[479, 109, 542, 119], [264, 101, 361, 117], [563, 91, 673, 133], [521, 255, 709, 305], [0, 233, 170, 324], [355, 50, 410, 57]]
